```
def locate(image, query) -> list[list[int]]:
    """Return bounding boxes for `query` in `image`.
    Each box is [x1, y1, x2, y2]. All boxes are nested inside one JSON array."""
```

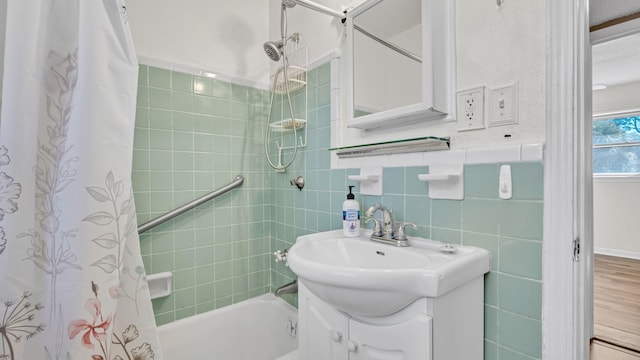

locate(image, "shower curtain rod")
[[354, 24, 422, 63], [137, 175, 245, 234], [293, 0, 346, 20], [291, 0, 421, 66]]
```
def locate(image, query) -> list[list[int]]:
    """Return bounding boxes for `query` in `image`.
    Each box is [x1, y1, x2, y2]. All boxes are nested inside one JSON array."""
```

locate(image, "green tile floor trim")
[[133, 62, 543, 359]]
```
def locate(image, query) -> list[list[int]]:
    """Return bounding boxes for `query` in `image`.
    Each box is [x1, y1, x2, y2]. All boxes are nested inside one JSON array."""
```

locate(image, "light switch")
[[489, 81, 518, 127]]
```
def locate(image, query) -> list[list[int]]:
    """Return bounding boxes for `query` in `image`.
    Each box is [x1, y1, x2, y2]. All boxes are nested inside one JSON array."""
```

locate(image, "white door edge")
[[543, 0, 591, 359]]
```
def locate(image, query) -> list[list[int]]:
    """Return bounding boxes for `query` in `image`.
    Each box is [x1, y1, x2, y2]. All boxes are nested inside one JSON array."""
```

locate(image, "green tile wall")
[[134, 65, 271, 325], [132, 61, 543, 359], [268, 63, 544, 359]]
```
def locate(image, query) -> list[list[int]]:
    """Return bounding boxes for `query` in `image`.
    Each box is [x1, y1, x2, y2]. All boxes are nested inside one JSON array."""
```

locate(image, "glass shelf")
[[329, 136, 450, 158]]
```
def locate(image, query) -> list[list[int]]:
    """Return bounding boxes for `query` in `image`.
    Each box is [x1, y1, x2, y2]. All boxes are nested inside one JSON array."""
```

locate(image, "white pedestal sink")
[[287, 229, 490, 317], [288, 229, 491, 360]]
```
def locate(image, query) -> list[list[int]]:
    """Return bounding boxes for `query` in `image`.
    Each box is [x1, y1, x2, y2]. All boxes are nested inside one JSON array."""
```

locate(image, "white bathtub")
[[157, 294, 298, 360]]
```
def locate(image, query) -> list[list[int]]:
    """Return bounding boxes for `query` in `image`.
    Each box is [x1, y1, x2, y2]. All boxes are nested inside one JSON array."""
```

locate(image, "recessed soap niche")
[[147, 271, 172, 300]]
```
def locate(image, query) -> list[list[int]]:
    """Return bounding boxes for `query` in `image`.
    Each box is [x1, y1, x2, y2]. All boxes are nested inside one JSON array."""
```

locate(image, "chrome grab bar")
[[137, 175, 245, 234]]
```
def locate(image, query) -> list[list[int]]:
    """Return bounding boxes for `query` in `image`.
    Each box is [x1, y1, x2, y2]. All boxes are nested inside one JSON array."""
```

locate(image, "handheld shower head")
[[282, 0, 297, 8], [263, 40, 283, 62]]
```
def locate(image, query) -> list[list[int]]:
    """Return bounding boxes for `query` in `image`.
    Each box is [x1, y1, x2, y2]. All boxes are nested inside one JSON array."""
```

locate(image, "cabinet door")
[[349, 314, 432, 360], [299, 282, 349, 360]]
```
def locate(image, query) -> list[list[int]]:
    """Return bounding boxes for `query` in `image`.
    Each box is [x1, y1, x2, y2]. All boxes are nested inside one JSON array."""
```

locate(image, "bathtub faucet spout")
[[275, 280, 298, 297]]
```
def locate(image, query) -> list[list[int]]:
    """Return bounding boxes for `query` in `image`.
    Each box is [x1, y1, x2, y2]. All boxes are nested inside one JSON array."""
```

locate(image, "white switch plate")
[[457, 86, 485, 131], [489, 81, 518, 127]]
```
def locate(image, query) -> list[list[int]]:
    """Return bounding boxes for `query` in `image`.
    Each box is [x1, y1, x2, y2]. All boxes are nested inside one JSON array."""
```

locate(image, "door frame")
[[543, 0, 592, 358], [546, 2, 640, 359]]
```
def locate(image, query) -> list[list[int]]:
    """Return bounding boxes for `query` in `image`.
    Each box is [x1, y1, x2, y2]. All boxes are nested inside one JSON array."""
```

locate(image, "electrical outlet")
[[488, 81, 518, 126], [457, 86, 485, 131]]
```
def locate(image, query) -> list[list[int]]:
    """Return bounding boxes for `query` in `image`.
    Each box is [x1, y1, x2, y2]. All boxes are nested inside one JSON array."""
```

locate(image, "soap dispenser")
[[342, 186, 360, 237]]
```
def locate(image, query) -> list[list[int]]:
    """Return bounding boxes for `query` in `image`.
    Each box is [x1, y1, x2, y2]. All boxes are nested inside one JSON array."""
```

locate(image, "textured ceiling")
[[590, 0, 640, 26], [592, 31, 640, 87]]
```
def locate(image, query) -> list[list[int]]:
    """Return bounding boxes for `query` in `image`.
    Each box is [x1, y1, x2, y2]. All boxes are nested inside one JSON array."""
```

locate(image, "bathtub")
[[157, 294, 298, 360]]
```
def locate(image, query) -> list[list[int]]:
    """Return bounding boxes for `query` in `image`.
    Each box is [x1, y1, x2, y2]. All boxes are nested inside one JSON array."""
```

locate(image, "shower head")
[[263, 40, 283, 62], [266, 0, 299, 63], [282, 0, 297, 8]]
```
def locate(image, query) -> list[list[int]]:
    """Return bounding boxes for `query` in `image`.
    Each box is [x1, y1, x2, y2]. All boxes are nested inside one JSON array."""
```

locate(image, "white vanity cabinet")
[[288, 230, 489, 359], [299, 282, 432, 360], [348, 313, 432, 360], [298, 278, 484, 360], [298, 283, 349, 360]]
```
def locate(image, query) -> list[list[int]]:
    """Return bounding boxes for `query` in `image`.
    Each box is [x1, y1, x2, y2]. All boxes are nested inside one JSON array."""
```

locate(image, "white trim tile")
[[521, 143, 544, 162], [423, 149, 466, 165], [465, 145, 521, 164], [389, 152, 424, 167], [331, 90, 341, 121], [308, 50, 341, 73], [137, 55, 262, 90], [329, 56, 342, 91]]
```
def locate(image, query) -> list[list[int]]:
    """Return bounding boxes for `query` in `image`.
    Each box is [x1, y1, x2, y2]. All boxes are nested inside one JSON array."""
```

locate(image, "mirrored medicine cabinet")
[[345, 0, 456, 131]]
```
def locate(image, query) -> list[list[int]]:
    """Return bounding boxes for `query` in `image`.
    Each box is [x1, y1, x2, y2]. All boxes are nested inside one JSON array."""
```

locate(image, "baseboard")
[[594, 247, 640, 260]]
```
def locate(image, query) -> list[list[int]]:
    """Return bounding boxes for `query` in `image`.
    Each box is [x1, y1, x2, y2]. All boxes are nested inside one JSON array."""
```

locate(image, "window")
[[593, 112, 640, 174]]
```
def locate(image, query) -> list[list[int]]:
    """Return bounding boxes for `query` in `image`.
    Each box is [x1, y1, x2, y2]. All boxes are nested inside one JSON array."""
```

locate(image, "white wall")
[[127, 0, 546, 150], [126, 0, 270, 82], [593, 81, 640, 115], [125, 0, 344, 84], [593, 80, 640, 258], [268, 0, 346, 76], [594, 179, 640, 258], [339, 0, 545, 150]]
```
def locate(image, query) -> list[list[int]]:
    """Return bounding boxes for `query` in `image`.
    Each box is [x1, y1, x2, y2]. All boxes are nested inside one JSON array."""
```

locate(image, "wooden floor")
[[593, 254, 640, 357], [592, 340, 640, 360]]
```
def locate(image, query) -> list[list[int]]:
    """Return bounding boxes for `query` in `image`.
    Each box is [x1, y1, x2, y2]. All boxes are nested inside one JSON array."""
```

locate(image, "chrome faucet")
[[365, 204, 395, 238], [365, 204, 416, 247]]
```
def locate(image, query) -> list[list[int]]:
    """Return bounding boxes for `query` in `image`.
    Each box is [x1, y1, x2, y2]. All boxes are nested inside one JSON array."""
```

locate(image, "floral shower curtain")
[[0, 1, 161, 359]]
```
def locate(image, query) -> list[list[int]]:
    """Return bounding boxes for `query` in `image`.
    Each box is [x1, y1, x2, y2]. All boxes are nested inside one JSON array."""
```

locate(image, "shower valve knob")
[[290, 176, 304, 191]]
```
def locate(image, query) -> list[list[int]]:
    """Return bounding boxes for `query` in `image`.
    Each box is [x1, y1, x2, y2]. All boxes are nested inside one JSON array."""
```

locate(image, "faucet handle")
[[274, 249, 289, 265], [395, 222, 418, 241], [365, 217, 383, 236]]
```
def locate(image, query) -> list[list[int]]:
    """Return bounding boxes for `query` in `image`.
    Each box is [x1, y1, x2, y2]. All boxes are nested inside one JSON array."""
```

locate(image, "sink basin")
[[287, 229, 490, 317]]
